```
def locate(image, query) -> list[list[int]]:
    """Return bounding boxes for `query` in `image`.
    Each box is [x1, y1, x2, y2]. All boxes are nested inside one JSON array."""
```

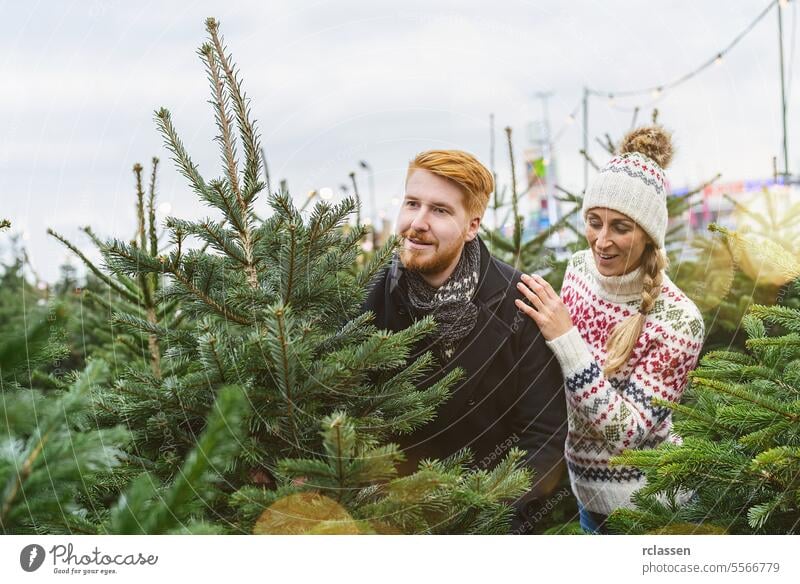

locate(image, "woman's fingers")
[[530, 273, 558, 300], [514, 298, 541, 322], [516, 279, 544, 310]]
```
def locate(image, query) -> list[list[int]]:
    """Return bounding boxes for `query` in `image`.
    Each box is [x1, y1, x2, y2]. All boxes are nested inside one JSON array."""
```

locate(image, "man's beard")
[[399, 229, 466, 275]]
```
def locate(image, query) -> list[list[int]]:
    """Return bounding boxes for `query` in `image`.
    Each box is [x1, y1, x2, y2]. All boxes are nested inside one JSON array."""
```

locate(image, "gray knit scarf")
[[402, 237, 480, 362]]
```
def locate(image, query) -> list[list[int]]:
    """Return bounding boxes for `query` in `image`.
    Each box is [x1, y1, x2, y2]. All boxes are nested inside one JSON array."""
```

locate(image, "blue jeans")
[[578, 502, 609, 534]]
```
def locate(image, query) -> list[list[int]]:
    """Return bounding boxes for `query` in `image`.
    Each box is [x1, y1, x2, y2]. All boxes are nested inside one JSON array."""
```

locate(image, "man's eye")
[[589, 222, 601, 228], [434, 207, 448, 214], [405, 201, 418, 207]]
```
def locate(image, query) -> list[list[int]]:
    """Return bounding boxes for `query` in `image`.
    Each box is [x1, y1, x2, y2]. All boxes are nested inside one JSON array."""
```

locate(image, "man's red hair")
[[407, 150, 494, 218]]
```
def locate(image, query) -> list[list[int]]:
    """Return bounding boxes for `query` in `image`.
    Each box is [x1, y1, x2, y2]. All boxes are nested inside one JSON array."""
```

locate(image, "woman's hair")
[[602, 242, 669, 376]]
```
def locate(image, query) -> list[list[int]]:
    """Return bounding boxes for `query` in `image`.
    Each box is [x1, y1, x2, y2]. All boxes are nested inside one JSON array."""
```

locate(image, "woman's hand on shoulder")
[[515, 273, 574, 341]]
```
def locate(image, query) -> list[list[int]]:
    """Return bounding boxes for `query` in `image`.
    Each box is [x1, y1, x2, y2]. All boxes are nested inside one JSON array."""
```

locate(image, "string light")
[[588, 0, 776, 100], [533, 1, 778, 152], [552, 101, 582, 145]]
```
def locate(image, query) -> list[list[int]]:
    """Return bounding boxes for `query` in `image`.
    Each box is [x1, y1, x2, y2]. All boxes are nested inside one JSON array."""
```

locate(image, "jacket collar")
[[388, 235, 510, 309]]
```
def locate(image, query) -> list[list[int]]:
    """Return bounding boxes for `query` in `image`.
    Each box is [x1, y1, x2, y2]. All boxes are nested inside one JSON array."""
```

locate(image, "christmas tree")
[[0, 221, 121, 533], [64, 18, 532, 534], [606, 225, 800, 534], [1, 218, 254, 534], [670, 188, 800, 353]]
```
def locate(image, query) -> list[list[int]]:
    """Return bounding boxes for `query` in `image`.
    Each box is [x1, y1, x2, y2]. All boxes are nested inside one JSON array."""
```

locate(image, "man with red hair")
[[363, 149, 567, 533]]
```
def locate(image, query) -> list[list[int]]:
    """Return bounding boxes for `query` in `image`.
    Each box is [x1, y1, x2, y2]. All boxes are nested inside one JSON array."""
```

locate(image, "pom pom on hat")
[[619, 125, 674, 169]]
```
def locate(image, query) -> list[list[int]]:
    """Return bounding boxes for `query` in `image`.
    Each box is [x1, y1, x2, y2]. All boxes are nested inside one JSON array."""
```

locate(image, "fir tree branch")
[[199, 42, 242, 209], [655, 398, 736, 436], [148, 157, 160, 261], [131, 165, 162, 378], [749, 304, 800, 334], [154, 108, 210, 202], [205, 18, 260, 290], [691, 377, 798, 422], [283, 223, 298, 303], [504, 126, 522, 256], [168, 217, 249, 266], [81, 225, 109, 251], [134, 163, 148, 251], [166, 266, 251, 326], [0, 429, 51, 525], [47, 228, 141, 305], [746, 335, 800, 349], [273, 306, 299, 446], [205, 18, 261, 200], [331, 418, 346, 502]]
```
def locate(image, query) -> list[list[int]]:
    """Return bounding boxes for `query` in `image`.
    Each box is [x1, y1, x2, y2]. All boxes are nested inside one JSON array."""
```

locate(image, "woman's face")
[[584, 207, 649, 276]]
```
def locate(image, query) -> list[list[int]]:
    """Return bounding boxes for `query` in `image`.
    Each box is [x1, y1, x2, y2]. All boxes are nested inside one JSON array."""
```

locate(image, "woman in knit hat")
[[515, 125, 705, 534]]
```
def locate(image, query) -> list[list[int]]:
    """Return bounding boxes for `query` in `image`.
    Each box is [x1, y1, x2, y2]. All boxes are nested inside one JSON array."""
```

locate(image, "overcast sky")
[[2, 0, 797, 281]]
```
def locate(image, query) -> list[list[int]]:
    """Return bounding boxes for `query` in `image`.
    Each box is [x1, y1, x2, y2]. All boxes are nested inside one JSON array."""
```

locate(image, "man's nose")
[[410, 208, 430, 232]]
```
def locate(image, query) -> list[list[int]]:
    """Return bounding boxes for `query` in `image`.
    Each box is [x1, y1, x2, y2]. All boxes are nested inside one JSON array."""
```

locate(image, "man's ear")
[[464, 216, 481, 241]]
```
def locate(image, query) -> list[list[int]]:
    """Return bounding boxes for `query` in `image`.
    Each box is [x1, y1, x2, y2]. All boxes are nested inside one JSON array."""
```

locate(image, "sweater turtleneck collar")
[[584, 250, 646, 302]]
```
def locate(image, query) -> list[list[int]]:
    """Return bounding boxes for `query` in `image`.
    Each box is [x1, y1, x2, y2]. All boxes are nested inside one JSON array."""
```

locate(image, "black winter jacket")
[[362, 236, 568, 530]]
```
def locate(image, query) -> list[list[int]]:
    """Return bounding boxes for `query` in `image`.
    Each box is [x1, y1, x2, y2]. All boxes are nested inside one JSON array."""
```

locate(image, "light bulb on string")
[[714, 53, 724, 66], [608, 94, 615, 106], [651, 87, 662, 99]]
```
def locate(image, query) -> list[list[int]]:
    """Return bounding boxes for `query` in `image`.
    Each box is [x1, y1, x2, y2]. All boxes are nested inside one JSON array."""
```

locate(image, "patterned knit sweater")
[[545, 249, 705, 515]]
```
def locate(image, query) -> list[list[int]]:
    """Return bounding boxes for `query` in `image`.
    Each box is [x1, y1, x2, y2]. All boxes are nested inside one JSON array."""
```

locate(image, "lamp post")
[[777, 0, 790, 178]]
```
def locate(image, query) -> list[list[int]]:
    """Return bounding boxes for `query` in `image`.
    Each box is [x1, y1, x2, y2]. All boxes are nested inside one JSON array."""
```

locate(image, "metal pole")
[[534, 91, 558, 231], [778, 1, 790, 178], [582, 86, 589, 191], [490, 113, 497, 230]]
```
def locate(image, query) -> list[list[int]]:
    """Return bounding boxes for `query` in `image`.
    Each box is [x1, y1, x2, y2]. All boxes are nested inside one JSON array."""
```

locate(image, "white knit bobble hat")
[[582, 127, 673, 249]]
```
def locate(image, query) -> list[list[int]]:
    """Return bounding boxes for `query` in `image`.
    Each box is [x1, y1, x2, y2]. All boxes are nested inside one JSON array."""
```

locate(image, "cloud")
[[2, 0, 797, 281]]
